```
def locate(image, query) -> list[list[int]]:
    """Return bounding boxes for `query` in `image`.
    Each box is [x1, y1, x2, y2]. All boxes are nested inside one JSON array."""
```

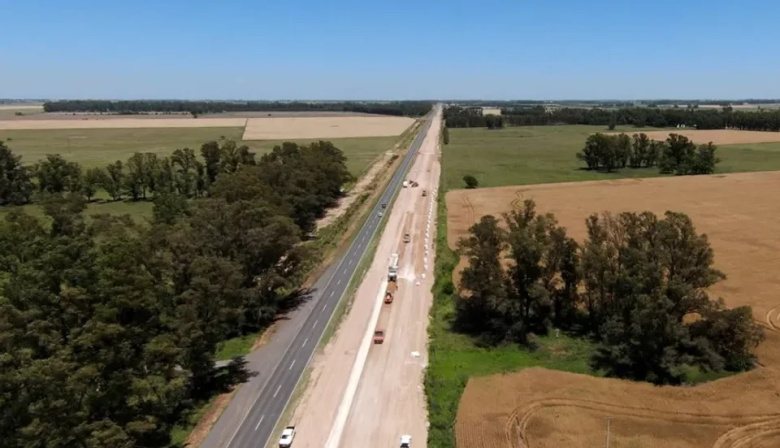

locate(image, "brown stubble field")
[[241, 116, 415, 140], [446, 171, 780, 448]]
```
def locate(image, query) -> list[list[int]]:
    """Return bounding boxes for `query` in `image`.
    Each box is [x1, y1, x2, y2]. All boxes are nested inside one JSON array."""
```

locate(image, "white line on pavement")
[[289, 359, 296, 371], [254, 415, 265, 431], [302, 338, 308, 348], [313, 319, 319, 328], [273, 385, 282, 398]]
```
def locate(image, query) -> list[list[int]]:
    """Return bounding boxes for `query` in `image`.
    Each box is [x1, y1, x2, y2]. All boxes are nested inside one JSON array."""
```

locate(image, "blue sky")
[[2, 0, 779, 100]]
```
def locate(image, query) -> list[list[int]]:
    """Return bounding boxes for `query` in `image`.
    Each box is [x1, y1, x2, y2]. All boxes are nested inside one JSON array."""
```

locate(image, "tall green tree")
[[659, 133, 696, 174], [171, 148, 200, 197], [82, 167, 105, 201], [103, 161, 125, 201], [502, 200, 575, 341], [219, 139, 256, 174], [34, 154, 83, 194], [200, 141, 222, 187], [0, 141, 34, 205], [582, 210, 762, 384], [124, 153, 147, 200], [454, 215, 507, 342]]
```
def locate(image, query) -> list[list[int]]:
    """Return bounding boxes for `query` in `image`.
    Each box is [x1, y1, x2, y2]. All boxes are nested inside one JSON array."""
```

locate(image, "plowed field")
[[446, 171, 780, 448]]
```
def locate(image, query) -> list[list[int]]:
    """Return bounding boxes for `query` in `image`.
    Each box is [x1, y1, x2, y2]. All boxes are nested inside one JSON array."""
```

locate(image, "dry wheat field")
[[446, 171, 780, 448]]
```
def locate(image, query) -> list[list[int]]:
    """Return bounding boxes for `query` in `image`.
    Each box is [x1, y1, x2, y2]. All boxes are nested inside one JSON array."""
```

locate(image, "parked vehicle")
[[278, 426, 296, 447], [384, 290, 393, 304], [373, 330, 385, 344], [403, 233, 411, 243], [400, 434, 412, 447]]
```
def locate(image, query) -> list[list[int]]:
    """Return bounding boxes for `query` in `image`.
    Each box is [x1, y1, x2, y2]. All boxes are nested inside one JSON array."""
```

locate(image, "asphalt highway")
[[222, 110, 435, 448]]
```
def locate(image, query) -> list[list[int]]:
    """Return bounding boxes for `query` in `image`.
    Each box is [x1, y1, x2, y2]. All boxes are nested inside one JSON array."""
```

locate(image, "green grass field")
[[0, 127, 399, 178], [442, 125, 780, 190], [0, 126, 402, 219]]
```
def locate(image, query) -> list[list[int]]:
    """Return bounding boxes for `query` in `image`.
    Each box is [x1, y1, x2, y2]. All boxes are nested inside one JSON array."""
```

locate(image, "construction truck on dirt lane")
[[388, 253, 399, 281]]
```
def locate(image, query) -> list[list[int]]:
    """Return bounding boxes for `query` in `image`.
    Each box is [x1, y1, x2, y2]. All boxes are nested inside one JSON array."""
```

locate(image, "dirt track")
[[446, 171, 780, 448], [287, 110, 441, 448]]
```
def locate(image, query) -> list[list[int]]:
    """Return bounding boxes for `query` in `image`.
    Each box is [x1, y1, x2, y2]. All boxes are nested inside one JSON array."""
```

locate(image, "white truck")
[[400, 434, 412, 447], [278, 426, 296, 447], [388, 253, 399, 281], [402, 180, 409, 188]]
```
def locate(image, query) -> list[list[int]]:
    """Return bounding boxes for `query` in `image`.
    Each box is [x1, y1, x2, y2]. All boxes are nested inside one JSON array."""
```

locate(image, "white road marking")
[[313, 319, 319, 328], [337, 278, 341, 286], [302, 338, 309, 348], [273, 385, 282, 398], [254, 415, 265, 430], [289, 359, 296, 371], [322, 303, 327, 312], [330, 291, 335, 298]]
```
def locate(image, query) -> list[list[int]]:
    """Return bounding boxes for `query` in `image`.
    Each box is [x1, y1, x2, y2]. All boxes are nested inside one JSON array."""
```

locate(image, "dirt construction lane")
[[286, 108, 441, 448], [339, 110, 441, 448]]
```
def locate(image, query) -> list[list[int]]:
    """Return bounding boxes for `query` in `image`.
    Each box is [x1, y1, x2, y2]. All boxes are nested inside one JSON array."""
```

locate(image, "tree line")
[[42, 100, 433, 117], [576, 132, 719, 175], [456, 200, 764, 385], [443, 105, 780, 132], [0, 139, 352, 235], [0, 139, 355, 447]]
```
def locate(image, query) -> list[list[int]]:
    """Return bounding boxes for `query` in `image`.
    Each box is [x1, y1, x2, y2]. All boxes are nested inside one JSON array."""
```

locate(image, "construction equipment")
[[403, 233, 410, 243], [384, 290, 394, 304], [422, 189, 427, 196], [373, 330, 385, 344], [388, 253, 399, 281], [411, 180, 419, 187]]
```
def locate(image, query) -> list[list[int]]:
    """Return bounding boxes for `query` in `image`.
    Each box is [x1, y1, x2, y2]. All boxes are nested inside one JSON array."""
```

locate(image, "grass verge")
[[168, 395, 219, 447], [215, 332, 262, 361]]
